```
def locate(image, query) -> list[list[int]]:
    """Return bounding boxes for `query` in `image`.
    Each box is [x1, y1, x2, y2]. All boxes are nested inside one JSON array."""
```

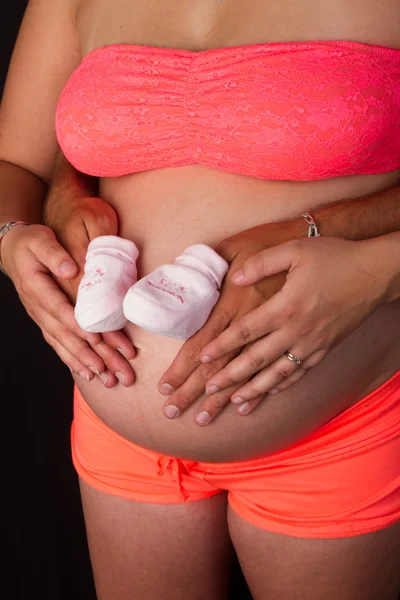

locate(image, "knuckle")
[[249, 352, 266, 370], [280, 298, 297, 321], [98, 210, 118, 233], [31, 224, 49, 239], [42, 241, 62, 262], [239, 323, 253, 343], [34, 225, 55, 247], [298, 321, 314, 338], [313, 331, 328, 349], [216, 305, 233, 322], [88, 335, 102, 348], [217, 370, 236, 387], [198, 362, 220, 380], [67, 211, 85, 230], [254, 251, 267, 274], [274, 368, 291, 383], [91, 341, 111, 359], [209, 395, 225, 412], [245, 382, 261, 396], [73, 335, 90, 352], [58, 330, 83, 354], [70, 328, 89, 353], [185, 341, 203, 364], [76, 345, 97, 364], [281, 307, 298, 327], [173, 391, 193, 410]]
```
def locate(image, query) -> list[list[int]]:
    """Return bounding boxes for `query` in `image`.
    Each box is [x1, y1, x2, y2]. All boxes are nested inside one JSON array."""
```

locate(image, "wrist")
[[360, 233, 400, 304], [0, 222, 30, 275], [250, 217, 311, 246], [216, 216, 310, 263], [279, 216, 311, 243]]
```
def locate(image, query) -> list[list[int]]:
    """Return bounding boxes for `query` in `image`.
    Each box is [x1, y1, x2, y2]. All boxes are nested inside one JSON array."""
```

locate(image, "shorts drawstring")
[[157, 456, 190, 501]]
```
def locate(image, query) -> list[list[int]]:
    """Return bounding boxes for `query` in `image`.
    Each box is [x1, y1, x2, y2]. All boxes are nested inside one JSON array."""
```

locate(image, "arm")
[[0, 0, 135, 386], [215, 182, 400, 267], [304, 184, 400, 240], [0, 161, 47, 227], [44, 148, 119, 298]]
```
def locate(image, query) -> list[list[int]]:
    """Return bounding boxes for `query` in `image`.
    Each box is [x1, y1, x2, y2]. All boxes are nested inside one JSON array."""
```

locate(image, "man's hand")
[[41, 192, 136, 387], [158, 219, 305, 425]]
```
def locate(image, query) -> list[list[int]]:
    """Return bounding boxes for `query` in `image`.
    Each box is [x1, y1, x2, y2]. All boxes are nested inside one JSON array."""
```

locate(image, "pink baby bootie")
[[75, 235, 139, 332], [122, 244, 228, 339]]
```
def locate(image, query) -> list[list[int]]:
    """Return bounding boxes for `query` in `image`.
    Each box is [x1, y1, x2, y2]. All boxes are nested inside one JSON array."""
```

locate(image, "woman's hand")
[[158, 220, 306, 425], [2, 210, 135, 388], [198, 236, 388, 412], [43, 194, 136, 387]]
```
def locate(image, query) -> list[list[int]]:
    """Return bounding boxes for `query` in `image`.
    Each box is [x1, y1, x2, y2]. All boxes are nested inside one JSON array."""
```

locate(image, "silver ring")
[[284, 351, 303, 366]]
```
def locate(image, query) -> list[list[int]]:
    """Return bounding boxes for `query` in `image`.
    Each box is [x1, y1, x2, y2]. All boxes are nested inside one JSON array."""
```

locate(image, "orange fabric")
[[72, 371, 400, 539], [56, 40, 400, 181]]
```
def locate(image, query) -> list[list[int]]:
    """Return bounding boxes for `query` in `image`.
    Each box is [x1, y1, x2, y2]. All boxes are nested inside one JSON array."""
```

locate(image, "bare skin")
[[2, 0, 400, 598], [75, 3, 400, 598], [71, 0, 400, 462]]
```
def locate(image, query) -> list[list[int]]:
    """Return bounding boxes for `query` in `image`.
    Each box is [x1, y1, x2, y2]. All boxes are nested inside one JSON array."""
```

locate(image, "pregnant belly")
[[75, 165, 400, 462]]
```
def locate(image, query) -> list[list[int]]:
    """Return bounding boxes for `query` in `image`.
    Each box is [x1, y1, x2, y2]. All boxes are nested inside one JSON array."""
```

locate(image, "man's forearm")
[[313, 184, 400, 240], [0, 160, 47, 225], [44, 149, 98, 222]]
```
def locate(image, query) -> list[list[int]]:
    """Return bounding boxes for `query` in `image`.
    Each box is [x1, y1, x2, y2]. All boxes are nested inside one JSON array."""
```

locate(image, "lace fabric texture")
[[55, 40, 400, 181]]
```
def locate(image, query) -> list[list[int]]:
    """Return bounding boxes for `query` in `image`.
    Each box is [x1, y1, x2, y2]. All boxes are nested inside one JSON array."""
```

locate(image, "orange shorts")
[[72, 371, 400, 539]]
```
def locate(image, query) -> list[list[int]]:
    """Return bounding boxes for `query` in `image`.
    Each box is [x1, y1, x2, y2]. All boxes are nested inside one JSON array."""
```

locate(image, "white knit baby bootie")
[[122, 244, 228, 339], [75, 235, 139, 332]]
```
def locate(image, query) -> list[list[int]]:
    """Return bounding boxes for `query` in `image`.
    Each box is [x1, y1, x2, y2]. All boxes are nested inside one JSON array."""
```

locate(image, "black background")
[[1, 5, 96, 599], [1, 3, 251, 598]]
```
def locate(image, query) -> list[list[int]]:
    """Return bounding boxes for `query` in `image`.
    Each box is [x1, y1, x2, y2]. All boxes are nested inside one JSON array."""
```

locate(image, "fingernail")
[[231, 396, 244, 405], [232, 269, 244, 283], [100, 372, 110, 385], [269, 389, 280, 396], [195, 411, 211, 425], [201, 355, 213, 363], [206, 384, 219, 395], [60, 260, 76, 276], [238, 401, 251, 414], [117, 347, 127, 357], [164, 405, 180, 419], [79, 371, 90, 381], [115, 372, 126, 385], [88, 366, 100, 376], [160, 383, 174, 396]]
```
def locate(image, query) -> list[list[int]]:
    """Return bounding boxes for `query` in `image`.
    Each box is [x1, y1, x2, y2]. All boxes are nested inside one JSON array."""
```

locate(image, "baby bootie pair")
[[74, 236, 228, 340]]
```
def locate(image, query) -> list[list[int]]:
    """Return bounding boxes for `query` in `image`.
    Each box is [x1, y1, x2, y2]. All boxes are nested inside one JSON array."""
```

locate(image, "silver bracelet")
[[0, 221, 30, 275], [301, 213, 320, 237]]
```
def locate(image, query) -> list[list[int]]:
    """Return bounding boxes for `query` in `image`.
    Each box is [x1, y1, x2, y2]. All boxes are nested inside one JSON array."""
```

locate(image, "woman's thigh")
[[79, 479, 233, 600], [228, 508, 400, 600]]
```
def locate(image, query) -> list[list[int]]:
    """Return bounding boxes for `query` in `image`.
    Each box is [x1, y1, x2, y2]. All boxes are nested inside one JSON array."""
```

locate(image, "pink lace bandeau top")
[[55, 40, 400, 180]]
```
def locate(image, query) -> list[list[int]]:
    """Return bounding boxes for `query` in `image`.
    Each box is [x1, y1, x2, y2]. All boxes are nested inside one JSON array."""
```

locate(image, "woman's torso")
[[72, 0, 400, 462]]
